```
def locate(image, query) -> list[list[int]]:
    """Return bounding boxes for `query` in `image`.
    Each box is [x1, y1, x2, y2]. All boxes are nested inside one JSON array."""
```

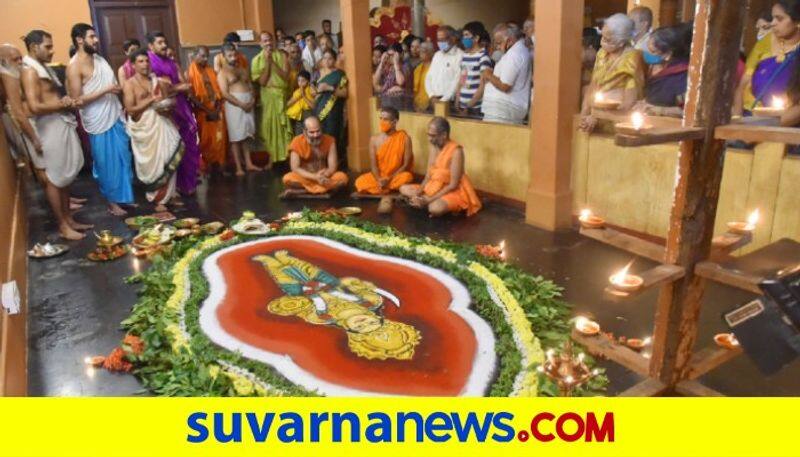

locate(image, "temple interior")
[[1, 0, 799, 398]]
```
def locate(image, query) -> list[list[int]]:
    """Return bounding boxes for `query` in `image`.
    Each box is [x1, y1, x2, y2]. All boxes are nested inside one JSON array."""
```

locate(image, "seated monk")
[[282, 115, 348, 197], [399, 117, 482, 217], [354, 106, 413, 195]]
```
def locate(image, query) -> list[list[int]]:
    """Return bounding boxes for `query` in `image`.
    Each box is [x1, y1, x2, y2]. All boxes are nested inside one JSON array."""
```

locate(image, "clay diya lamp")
[[727, 209, 759, 235], [615, 112, 653, 135], [84, 356, 106, 367], [625, 337, 651, 351], [752, 96, 786, 118], [714, 333, 740, 350], [592, 91, 621, 110], [579, 209, 606, 229], [574, 316, 601, 336], [609, 261, 644, 293]]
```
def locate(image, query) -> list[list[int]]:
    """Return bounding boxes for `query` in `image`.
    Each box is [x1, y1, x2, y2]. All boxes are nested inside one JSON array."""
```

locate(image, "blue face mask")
[[462, 37, 474, 49], [298, 40, 306, 50], [643, 50, 664, 65], [438, 41, 450, 52]]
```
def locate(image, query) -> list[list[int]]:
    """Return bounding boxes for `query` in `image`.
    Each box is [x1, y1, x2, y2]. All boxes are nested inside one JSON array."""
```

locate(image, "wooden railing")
[[0, 124, 28, 396]]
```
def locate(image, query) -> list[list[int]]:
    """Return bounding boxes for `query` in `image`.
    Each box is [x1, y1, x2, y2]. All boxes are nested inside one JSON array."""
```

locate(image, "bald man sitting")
[[281, 115, 348, 198]]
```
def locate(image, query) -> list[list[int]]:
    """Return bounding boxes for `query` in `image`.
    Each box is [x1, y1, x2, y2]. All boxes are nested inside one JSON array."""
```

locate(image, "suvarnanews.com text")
[[187, 410, 615, 444]]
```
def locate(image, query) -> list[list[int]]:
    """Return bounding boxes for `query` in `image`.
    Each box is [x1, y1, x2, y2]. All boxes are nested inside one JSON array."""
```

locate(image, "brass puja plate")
[[174, 217, 200, 229], [28, 243, 69, 259], [337, 206, 362, 216]]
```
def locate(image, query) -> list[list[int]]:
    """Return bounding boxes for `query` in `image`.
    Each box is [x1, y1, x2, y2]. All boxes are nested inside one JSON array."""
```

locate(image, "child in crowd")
[[286, 70, 317, 135]]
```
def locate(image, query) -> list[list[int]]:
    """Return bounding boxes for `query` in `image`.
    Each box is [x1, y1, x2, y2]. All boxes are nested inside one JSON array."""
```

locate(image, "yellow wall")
[[175, 0, 248, 45], [369, 98, 531, 201], [572, 121, 800, 254], [0, 0, 91, 64]]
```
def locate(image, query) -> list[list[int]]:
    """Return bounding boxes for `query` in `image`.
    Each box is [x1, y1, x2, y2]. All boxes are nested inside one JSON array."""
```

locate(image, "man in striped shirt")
[[455, 22, 493, 117]]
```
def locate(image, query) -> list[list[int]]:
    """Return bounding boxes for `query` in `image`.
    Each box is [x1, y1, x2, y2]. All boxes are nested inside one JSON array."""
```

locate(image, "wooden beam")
[[686, 345, 743, 379], [710, 231, 753, 258], [619, 378, 669, 396], [572, 330, 650, 376], [650, 0, 747, 389], [604, 264, 685, 301], [615, 126, 705, 147], [580, 226, 665, 262], [715, 124, 800, 144], [525, 0, 583, 230], [694, 260, 763, 294], [675, 379, 725, 396]]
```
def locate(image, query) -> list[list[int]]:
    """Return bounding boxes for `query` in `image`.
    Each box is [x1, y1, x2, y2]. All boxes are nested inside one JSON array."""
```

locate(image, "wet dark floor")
[[26, 168, 800, 396]]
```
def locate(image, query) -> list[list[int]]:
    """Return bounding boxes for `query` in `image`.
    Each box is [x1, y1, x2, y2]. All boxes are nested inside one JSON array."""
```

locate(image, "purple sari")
[[148, 51, 200, 195], [750, 50, 798, 111]]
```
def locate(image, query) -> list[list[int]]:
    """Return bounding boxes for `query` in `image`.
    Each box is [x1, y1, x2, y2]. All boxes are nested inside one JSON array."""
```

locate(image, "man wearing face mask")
[[354, 106, 413, 196], [282, 115, 348, 198], [454, 21, 493, 117], [425, 25, 463, 104], [399, 117, 481, 217], [481, 23, 532, 125], [629, 6, 654, 51]]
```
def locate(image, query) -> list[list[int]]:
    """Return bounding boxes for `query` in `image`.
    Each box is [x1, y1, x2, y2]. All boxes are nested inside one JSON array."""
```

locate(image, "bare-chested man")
[[67, 23, 134, 216], [0, 43, 40, 168], [123, 49, 184, 212], [21, 30, 90, 240], [217, 42, 258, 176]]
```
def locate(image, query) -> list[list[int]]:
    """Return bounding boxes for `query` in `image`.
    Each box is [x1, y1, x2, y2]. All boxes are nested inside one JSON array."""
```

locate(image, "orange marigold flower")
[[103, 347, 133, 373], [123, 334, 145, 355]]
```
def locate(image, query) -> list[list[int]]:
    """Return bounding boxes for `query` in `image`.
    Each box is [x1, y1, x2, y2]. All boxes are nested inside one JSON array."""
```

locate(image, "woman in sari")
[[734, 1, 800, 116], [314, 49, 348, 160], [579, 13, 646, 132], [633, 23, 693, 118]]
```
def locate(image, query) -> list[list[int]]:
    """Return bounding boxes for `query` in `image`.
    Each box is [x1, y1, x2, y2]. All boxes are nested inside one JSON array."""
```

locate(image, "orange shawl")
[[289, 133, 335, 162], [376, 130, 412, 177], [187, 61, 221, 109]]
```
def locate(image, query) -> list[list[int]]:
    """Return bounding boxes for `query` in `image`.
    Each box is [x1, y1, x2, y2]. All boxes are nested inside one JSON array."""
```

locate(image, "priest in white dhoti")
[[67, 23, 134, 216], [122, 49, 184, 211]]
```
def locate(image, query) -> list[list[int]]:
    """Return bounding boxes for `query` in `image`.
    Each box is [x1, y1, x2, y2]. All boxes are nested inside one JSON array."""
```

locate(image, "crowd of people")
[[2, 3, 799, 240], [0, 18, 487, 241]]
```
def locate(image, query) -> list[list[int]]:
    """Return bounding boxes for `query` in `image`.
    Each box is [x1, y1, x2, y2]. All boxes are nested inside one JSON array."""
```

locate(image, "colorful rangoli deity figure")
[[252, 250, 421, 361]]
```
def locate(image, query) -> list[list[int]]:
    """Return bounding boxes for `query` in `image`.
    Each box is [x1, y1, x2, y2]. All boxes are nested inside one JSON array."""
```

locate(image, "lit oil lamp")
[[714, 333, 740, 350], [83, 355, 105, 367], [499, 240, 507, 261], [625, 336, 652, 351], [579, 209, 606, 229], [593, 91, 620, 110], [609, 260, 644, 292], [727, 209, 759, 235], [616, 111, 653, 135], [536, 341, 600, 396], [753, 96, 787, 117], [574, 316, 601, 336]]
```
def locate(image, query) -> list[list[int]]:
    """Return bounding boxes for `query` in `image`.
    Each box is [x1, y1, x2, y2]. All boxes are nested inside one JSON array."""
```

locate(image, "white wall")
[[273, 0, 531, 37]]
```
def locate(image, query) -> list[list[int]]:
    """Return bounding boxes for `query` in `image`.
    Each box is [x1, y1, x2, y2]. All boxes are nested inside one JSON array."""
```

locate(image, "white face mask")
[[757, 29, 769, 41]]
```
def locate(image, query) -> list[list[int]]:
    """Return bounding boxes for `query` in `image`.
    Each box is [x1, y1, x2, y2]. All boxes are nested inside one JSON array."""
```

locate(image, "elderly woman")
[[734, 0, 800, 116], [579, 13, 646, 132], [633, 22, 693, 117]]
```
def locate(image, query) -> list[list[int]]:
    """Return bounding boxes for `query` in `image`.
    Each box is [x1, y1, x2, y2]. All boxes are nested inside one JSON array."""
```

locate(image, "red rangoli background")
[[213, 238, 481, 396]]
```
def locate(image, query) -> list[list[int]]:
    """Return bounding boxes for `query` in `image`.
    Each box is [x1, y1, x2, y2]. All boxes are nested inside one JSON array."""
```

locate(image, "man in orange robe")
[[187, 46, 227, 173], [400, 117, 482, 217], [282, 115, 348, 197], [354, 106, 413, 195]]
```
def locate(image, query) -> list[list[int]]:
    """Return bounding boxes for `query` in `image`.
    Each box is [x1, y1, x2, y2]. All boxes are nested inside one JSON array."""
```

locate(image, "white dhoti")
[[480, 99, 528, 125], [224, 92, 255, 142], [126, 108, 184, 205], [33, 112, 84, 188]]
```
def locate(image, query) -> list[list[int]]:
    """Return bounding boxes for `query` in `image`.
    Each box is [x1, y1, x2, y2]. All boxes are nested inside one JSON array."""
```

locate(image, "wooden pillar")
[[628, 0, 662, 26], [412, 0, 426, 38], [649, 0, 746, 389], [660, 0, 680, 26], [742, 0, 772, 54], [253, 0, 275, 33], [525, 0, 583, 231], [681, 0, 696, 22], [340, 0, 372, 171]]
